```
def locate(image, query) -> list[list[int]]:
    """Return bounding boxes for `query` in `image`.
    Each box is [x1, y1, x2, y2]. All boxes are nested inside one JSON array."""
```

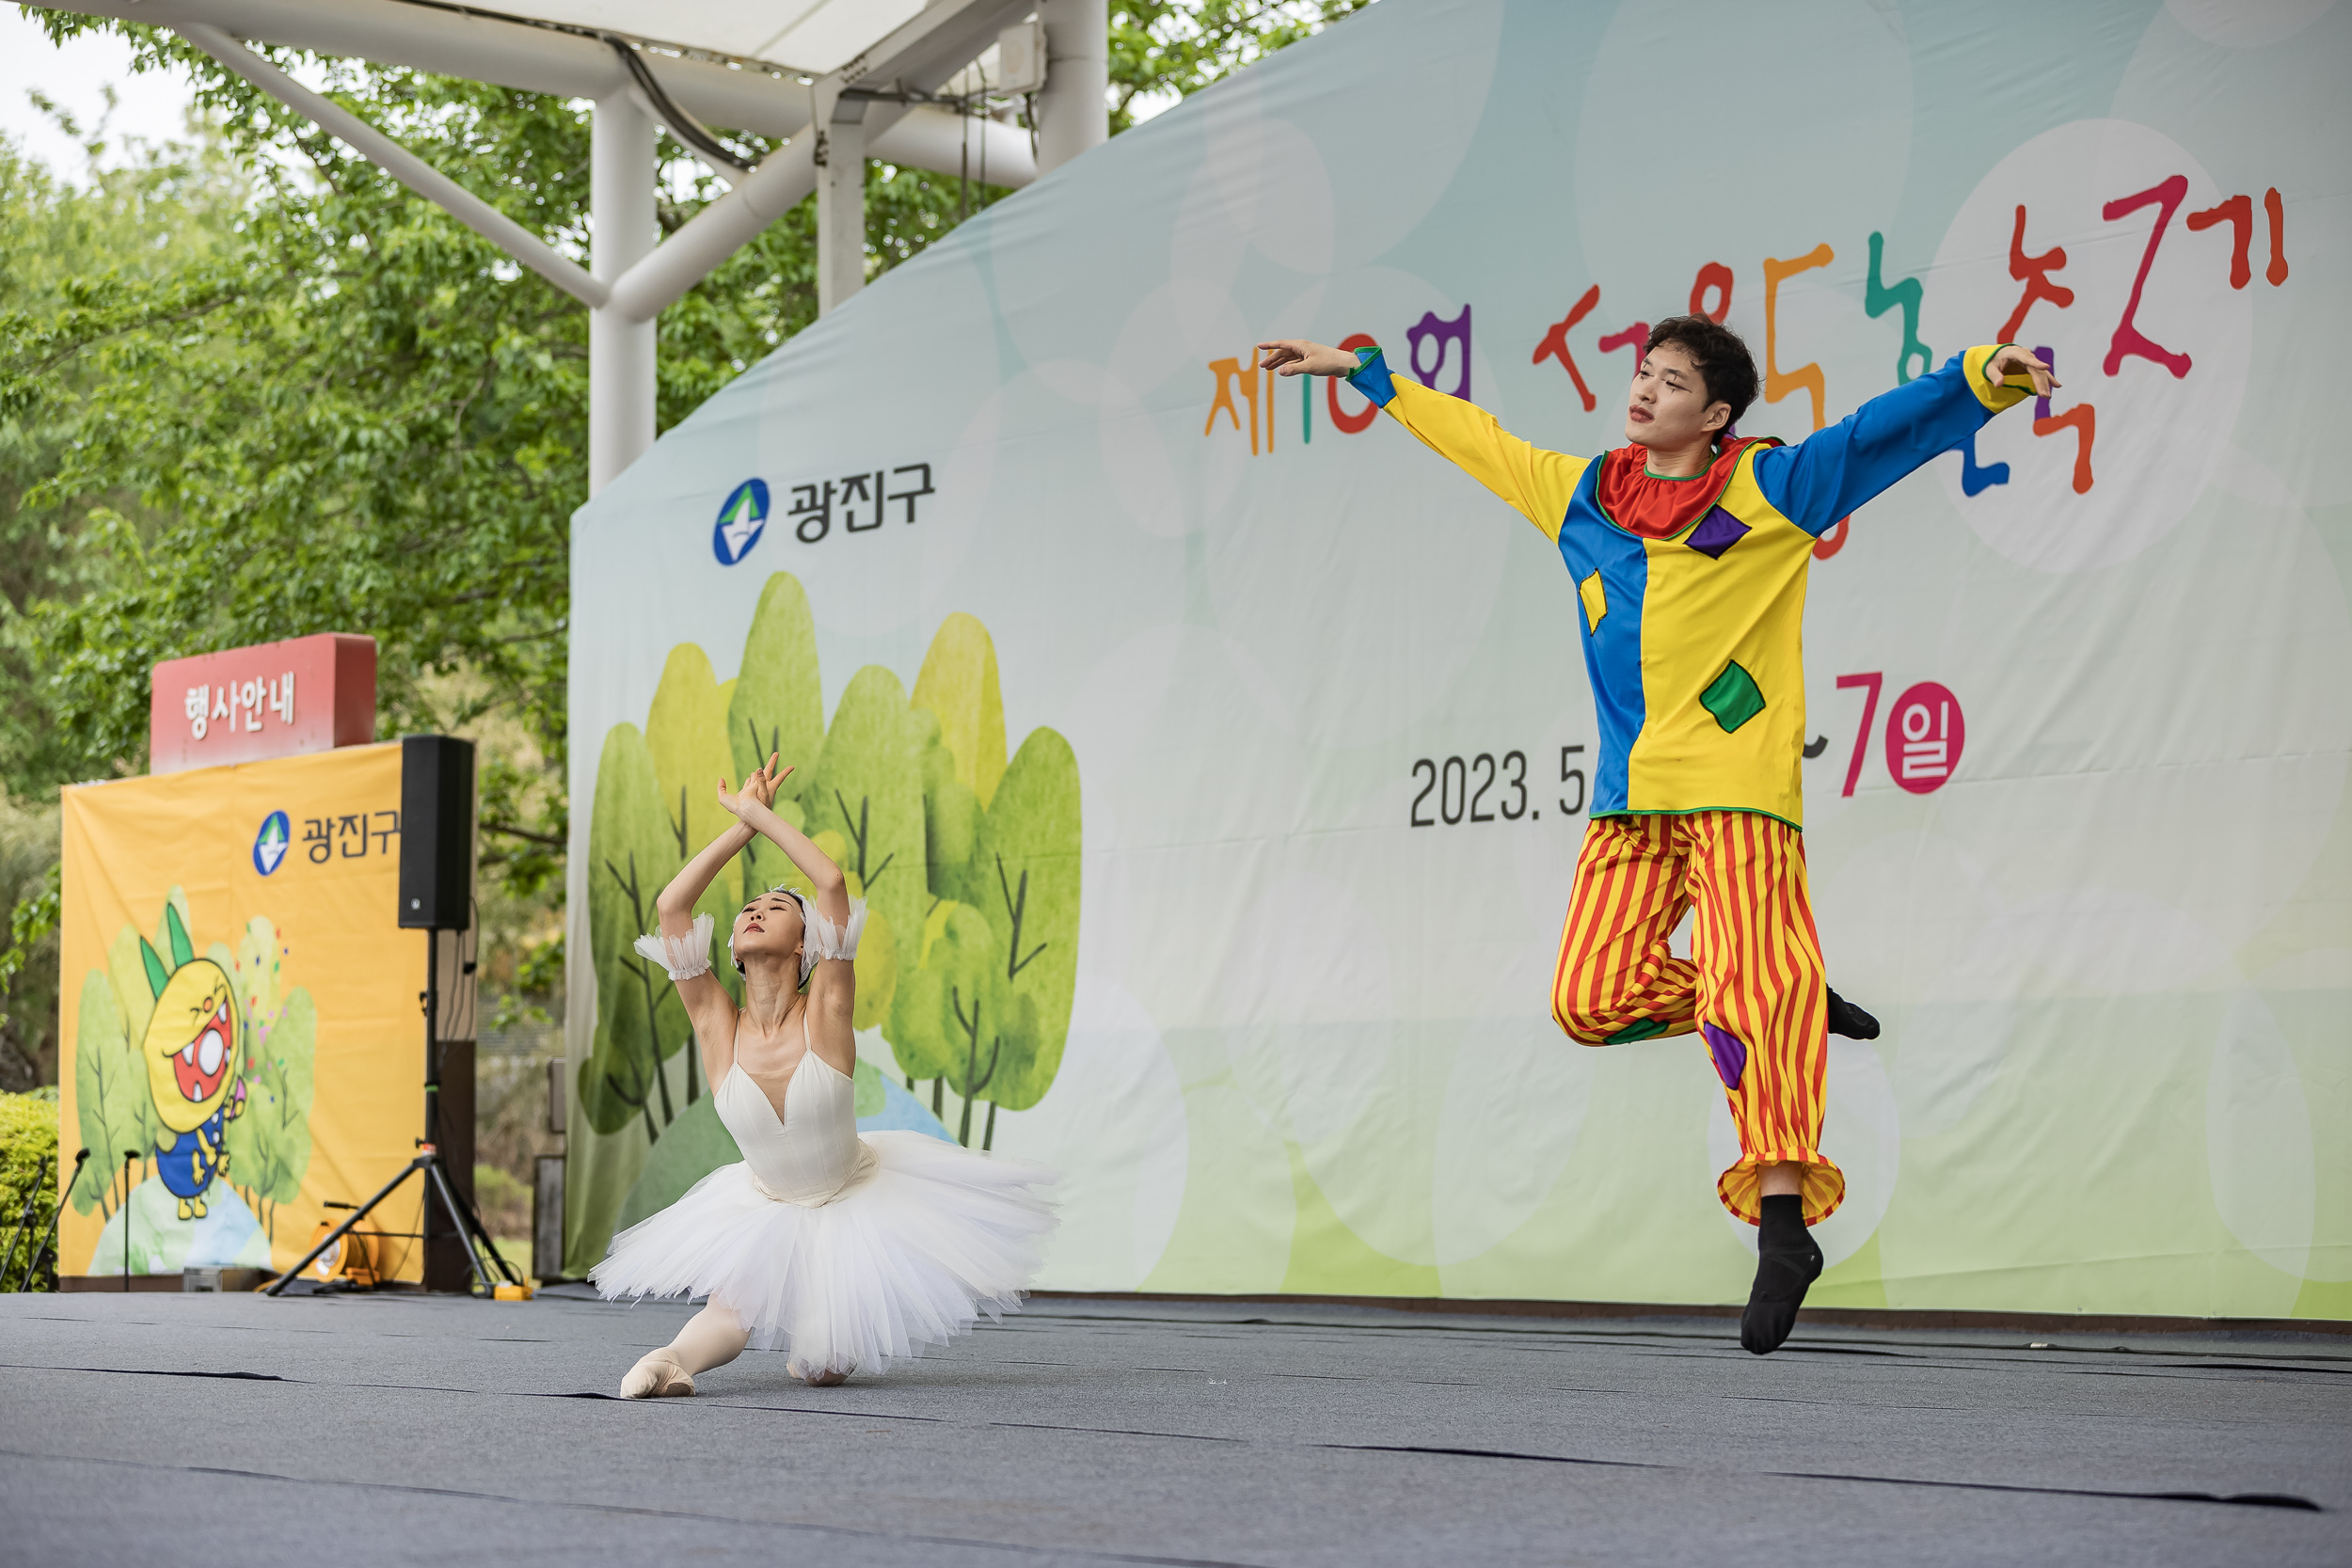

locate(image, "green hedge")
[[0, 1089, 61, 1291]]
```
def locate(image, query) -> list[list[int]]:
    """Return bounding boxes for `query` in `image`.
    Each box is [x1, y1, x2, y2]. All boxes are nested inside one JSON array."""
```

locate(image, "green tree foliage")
[[961, 729, 1083, 1131], [727, 571, 827, 900], [914, 708, 981, 896], [801, 668, 927, 958], [70, 968, 144, 1217], [0, 117, 249, 1084], [226, 989, 315, 1241], [910, 612, 1000, 910], [217, 916, 314, 1240], [888, 901, 1024, 1146], [0, 17, 1015, 955], [911, 611, 1008, 810], [3, 4, 1369, 1093], [580, 722, 691, 1142], [583, 585, 1081, 1162], [0, 1089, 62, 1290], [644, 644, 744, 915], [1110, 2, 1374, 131], [907, 626, 1080, 1148], [0, 793, 60, 1088], [0, 110, 250, 799]]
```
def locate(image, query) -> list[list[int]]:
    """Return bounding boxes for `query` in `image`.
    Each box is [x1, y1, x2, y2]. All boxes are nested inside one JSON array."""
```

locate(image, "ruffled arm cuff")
[[633, 913, 715, 981], [803, 898, 867, 968]]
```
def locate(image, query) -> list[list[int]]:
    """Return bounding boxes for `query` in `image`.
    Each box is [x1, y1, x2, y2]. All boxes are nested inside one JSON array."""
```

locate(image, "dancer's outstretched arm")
[[724, 773, 858, 1076], [1259, 337, 1588, 541], [650, 757, 788, 1079], [1749, 344, 2055, 536]]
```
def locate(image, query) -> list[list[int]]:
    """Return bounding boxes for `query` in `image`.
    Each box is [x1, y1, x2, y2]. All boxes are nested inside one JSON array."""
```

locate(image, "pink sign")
[[1884, 680, 1964, 794], [149, 634, 377, 774]]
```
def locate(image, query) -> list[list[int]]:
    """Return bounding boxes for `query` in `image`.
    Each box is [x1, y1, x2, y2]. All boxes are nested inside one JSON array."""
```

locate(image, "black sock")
[[1825, 987, 1880, 1040], [1740, 1194, 1822, 1355]]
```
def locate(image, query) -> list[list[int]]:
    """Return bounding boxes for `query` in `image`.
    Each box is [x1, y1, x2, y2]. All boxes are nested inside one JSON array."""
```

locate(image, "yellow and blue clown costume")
[[1347, 343, 2033, 1225]]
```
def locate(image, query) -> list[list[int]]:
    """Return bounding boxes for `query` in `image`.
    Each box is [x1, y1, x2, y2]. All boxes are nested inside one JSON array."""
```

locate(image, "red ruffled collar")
[[1593, 436, 1775, 540]]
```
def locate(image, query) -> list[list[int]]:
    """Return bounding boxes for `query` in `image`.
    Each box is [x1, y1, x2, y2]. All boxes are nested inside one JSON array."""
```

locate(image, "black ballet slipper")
[[1740, 1194, 1823, 1355], [1825, 987, 1881, 1040]]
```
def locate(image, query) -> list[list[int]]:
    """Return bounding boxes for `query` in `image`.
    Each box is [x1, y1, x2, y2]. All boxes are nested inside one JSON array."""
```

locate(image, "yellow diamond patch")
[[1578, 570, 1608, 633]]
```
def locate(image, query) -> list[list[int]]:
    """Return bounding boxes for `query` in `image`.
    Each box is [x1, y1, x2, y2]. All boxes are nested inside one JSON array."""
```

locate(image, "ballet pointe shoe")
[[792, 1361, 851, 1387], [620, 1350, 695, 1399]]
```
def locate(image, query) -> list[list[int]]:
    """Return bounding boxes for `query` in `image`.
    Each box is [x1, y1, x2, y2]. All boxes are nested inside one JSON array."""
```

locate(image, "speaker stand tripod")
[[266, 932, 522, 1297]]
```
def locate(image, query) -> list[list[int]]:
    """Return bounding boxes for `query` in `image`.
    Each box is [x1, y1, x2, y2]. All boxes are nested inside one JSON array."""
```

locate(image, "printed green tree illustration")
[[899, 612, 999, 1120], [575, 576, 1082, 1254], [102, 922, 163, 1185], [727, 572, 827, 895], [950, 730, 1081, 1148], [912, 612, 1008, 818], [184, 913, 315, 1242], [888, 902, 1037, 1145], [225, 989, 315, 1241], [909, 611, 1002, 931], [70, 970, 142, 1223], [75, 895, 283, 1239], [646, 644, 748, 956], [915, 707, 979, 896], [891, 616, 1081, 1147], [579, 723, 693, 1143], [797, 664, 927, 1026]]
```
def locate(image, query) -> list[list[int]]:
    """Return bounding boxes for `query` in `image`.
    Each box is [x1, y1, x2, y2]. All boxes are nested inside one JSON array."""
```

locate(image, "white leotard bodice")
[[714, 1022, 875, 1206]]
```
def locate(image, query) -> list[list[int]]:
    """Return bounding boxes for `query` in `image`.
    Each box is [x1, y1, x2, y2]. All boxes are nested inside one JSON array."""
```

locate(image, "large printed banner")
[[57, 745, 427, 1281], [567, 0, 2352, 1318]]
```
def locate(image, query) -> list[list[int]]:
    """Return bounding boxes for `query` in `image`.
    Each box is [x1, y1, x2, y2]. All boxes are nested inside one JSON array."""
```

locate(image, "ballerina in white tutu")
[[593, 752, 1058, 1395]]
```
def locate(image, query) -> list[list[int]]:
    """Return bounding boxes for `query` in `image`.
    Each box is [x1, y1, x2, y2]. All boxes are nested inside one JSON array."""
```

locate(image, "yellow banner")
[[57, 743, 427, 1282]]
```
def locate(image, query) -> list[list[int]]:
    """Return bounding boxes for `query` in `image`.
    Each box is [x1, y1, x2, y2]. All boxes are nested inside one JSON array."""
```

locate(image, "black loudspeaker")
[[399, 735, 475, 930]]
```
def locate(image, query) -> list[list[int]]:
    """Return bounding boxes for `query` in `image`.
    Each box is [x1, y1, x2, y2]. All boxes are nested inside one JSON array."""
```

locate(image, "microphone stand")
[[11, 1148, 88, 1291]]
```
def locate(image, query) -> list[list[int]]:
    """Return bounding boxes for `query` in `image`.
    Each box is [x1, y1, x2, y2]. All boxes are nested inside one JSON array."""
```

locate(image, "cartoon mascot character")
[[139, 904, 247, 1220]]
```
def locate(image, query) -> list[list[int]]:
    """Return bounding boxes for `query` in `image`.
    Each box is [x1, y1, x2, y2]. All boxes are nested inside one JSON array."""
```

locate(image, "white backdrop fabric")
[[568, 0, 2352, 1319]]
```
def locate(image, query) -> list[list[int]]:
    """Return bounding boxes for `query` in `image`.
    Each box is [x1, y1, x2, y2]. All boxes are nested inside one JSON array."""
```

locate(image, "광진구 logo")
[[712, 479, 770, 565], [253, 810, 292, 876]]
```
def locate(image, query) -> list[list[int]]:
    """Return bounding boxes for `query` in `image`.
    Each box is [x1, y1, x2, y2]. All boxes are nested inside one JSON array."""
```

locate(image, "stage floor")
[[3, 1289, 2345, 1566]]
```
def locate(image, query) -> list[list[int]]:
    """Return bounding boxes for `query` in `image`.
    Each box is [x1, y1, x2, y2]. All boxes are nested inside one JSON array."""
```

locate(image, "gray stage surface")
[[2, 1288, 2345, 1567]]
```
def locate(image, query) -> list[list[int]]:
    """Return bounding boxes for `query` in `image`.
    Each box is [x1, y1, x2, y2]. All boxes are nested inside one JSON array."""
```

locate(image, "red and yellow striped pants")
[[1549, 811, 1845, 1226]]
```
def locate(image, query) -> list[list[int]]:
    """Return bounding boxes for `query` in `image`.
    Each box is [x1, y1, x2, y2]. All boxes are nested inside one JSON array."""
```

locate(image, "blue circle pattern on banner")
[[712, 479, 771, 565], [253, 810, 292, 876]]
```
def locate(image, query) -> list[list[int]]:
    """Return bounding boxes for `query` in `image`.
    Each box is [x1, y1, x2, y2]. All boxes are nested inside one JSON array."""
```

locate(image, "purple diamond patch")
[[1686, 506, 1750, 560], [1702, 1022, 1748, 1090]]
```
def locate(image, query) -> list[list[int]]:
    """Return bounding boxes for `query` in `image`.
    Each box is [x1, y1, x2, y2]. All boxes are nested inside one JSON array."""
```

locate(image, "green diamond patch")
[[1699, 659, 1766, 734]]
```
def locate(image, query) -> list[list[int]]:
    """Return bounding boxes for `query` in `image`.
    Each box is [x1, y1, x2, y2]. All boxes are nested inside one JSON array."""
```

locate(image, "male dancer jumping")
[[1258, 321, 2053, 1353]]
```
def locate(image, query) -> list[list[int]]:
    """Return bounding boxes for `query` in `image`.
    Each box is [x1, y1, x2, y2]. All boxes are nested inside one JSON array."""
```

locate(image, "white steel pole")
[[816, 99, 868, 316], [1034, 0, 1108, 177], [176, 23, 607, 308], [589, 93, 658, 493], [607, 136, 818, 324]]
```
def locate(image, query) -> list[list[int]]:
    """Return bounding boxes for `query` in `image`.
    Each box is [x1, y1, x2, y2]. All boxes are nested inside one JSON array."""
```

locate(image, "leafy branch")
[[947, 983, 1001, 1147], [602, 850, 675, 1131], [0, 863, 59, 1039], [481, 820, 564, 848], [834, 787, 896, 889], [993, 852, 1045, 980]]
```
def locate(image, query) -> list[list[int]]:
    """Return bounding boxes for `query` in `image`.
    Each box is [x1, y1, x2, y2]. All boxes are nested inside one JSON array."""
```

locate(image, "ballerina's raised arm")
[[639, 752, 859, 1085]]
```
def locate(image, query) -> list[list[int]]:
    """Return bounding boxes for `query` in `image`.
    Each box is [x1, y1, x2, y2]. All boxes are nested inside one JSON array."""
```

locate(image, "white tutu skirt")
[[591, 1131, 1059, 1373]]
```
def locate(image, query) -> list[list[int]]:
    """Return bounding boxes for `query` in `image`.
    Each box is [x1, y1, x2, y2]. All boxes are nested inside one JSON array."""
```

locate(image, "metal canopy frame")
[[51, 0, 1108, 490]]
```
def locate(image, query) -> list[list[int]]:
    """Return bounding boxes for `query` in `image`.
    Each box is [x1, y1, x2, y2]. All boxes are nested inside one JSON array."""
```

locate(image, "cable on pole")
[[604, 34, 755, 178]]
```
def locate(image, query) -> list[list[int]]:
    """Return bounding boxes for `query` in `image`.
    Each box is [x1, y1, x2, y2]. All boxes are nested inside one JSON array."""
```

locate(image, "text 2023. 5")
[[1410, 747, 1587, 826]]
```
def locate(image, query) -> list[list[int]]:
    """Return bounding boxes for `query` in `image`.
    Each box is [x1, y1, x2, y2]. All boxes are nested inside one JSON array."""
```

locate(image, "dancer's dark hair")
[[733, 885, 810, 982], [1645, 314, 1759, 431]]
